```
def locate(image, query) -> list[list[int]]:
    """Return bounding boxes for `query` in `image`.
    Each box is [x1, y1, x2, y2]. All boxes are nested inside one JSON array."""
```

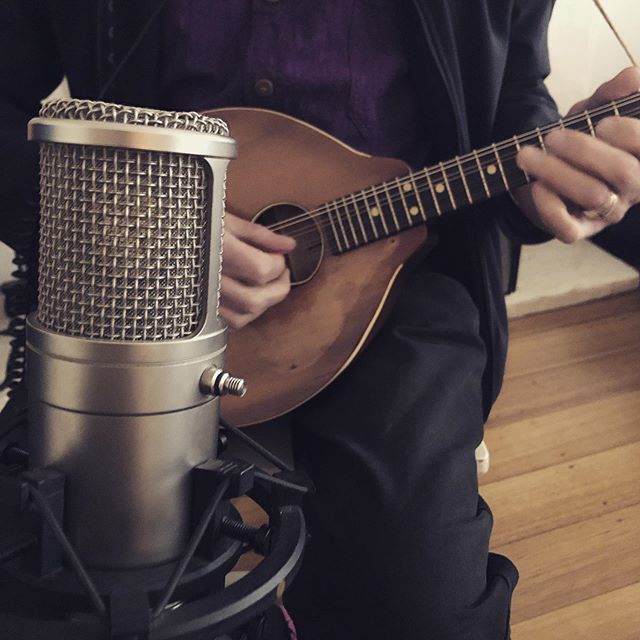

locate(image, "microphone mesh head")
[[36, 99, 229, 341]]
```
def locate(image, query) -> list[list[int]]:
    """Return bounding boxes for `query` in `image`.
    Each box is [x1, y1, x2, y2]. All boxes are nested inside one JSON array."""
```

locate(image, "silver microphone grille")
[[35, 99, 229, 341]]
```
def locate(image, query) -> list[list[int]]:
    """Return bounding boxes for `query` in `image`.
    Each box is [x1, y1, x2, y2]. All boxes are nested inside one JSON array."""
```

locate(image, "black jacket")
[[0, 0, 559, 413]]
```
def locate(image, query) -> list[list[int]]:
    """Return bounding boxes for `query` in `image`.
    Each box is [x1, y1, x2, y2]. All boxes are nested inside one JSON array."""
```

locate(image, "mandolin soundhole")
[[253, 203, 324, 285]]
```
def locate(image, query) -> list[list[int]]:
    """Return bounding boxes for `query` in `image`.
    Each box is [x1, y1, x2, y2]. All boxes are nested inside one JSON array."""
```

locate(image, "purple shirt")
[[161, 0, 429, 169]]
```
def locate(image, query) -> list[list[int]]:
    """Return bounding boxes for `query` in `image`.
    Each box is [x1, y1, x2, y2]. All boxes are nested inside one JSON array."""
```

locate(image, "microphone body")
[[26, 100, 236, 569]]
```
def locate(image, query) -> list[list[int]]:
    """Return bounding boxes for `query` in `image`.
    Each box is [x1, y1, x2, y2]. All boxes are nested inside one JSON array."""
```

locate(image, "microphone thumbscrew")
[[200, 367, 247, 398]]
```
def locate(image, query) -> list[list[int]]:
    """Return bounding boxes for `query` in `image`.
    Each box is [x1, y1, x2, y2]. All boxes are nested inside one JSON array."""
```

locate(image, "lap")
[[284, 270, 517, 639]]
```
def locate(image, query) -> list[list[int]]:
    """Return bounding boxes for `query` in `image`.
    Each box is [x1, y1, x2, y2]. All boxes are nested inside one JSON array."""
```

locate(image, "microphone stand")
[[0, 405, 309, 640]]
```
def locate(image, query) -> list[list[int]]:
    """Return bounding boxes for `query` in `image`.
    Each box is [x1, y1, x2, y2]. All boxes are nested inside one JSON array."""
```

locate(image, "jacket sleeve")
[[494, 0, 560, 244], [0, 0, 63, 251]]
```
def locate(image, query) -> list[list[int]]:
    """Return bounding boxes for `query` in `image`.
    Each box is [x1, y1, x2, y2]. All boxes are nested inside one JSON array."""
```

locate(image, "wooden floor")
[[234, 290, 640, 636], [481, 289, 640, 639]]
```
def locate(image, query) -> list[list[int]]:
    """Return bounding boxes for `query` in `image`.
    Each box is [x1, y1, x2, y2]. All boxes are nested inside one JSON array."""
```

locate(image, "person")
[[1, 1, 638, 638]]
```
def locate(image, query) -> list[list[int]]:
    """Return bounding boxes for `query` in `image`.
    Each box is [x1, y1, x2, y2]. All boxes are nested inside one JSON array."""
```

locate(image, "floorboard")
[[232, 290, 640, 634], [508, 290, 640, 337], [512, 582, 640, 640], [489, 345, 640, 426], [481, 389, 640, 483], [504, 306, 640, 379], [487, 289, 640, 632], [496, 505, 640, 624]]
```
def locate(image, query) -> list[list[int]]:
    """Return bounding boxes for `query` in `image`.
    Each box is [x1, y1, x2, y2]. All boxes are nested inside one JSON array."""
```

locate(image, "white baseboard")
[[507, 239, 639, 319]]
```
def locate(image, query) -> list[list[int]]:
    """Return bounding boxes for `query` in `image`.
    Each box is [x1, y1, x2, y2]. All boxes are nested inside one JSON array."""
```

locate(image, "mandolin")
[[205, 92, 640, 426]]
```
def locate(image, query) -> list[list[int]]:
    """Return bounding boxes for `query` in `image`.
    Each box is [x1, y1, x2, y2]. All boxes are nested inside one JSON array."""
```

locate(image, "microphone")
[[26, 98, 242, 569], [0, 99, 306, 639]]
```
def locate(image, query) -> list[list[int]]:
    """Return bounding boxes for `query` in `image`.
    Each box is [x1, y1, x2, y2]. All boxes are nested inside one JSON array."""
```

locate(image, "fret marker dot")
[[403, 182, 413, 193], [370, 207, 380, 217], [435, 183, 446, 194], [487, 164, 497, 175], [410, 206, 420, 216]]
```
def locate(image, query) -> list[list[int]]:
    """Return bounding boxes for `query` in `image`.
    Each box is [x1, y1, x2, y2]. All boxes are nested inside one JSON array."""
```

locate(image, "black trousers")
[[284, 270, 518, 640]]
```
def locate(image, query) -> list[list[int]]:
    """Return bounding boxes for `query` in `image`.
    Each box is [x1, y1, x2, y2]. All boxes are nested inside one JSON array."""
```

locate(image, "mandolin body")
[[204, 108, 428, 426]]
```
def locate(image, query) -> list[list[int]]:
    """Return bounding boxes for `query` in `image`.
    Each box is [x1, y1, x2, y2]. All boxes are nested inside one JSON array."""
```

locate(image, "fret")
[[513, 135, 531, 184], [341, 197, 361, 247], [350, 193, 370, 244], [331, 200, 351, 251], [535, 127, 547, 151], [315, 93, 640, 256], [381, 182, 402, 231], [408, 173, 428, 221], [483, 151, 507, 194], [362, 188, 380, 240], [585, 111, 596, 136], [492, 143, 510, 190], [473, 150, 491, 198], [462, 151, 490, 203], [325, 203, 343, 253], [371, 187, 390, 236], [582, 103, 617, 129], [455, 156, 473, 204], [395, 178, 414, 225], [439, 162, 457, 209], [615, 94, 640, 118], [424, 168, 443, 216]]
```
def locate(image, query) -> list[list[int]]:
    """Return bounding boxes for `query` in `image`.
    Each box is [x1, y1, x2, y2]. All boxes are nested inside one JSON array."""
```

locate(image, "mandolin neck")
[[319, 91, 640, 255]]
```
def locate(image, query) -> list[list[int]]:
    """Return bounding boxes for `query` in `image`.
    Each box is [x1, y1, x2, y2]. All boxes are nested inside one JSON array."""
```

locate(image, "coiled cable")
[[0, 231, 38, 400]]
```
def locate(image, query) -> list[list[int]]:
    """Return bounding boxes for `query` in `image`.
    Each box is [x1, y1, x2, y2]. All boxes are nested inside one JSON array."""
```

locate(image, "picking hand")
[[515, 67, 640, 242], [220, 213, 296, 329]]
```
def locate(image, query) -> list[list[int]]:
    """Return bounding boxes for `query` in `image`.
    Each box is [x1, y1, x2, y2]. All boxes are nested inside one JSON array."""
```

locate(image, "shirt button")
[[254, 78, 274, 98]]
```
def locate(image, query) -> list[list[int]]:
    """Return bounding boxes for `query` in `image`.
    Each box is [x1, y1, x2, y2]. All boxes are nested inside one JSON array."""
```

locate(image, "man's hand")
[[515, 67, 640, 243], [220, 213, 296, 329]]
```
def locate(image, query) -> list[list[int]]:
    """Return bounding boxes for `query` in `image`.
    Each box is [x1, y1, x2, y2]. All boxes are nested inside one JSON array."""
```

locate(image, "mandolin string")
[[265, 127, 640, 249], [256, 98, 640, 242], [263, 95, 640, 237], [260, 92, 640, 235], [267, 112, 640, 248], [264, 101, 640, 246], [262, 96, 640, 238]]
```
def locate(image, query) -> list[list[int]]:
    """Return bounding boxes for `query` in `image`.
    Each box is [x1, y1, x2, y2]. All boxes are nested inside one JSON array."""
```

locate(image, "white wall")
[[547, 0, 640, 113]]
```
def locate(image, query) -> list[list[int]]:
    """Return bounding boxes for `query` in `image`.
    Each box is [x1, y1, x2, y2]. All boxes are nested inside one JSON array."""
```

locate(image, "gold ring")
[[583, 192, 619, 221]]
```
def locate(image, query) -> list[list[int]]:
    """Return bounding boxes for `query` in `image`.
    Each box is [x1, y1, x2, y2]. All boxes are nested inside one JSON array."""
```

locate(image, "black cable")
[[254, 470, 309, 496], [0, 444, 28, 467], [97, 0, 170, 100], [219, 418, 294, 473], [0, 249, 35, 397]]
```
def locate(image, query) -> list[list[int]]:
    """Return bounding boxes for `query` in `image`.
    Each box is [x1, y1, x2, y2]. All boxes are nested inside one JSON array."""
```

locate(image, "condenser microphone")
[[0, 98, 306, 640], [26, 98, 242, 569]]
